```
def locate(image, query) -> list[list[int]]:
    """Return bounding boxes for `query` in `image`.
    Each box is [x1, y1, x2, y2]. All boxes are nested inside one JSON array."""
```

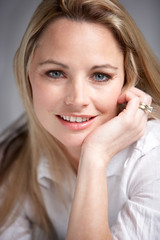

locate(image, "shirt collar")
[[135, 119, 160, 154], [107, 119, 160, 177], [37, 156, 76, 190], [37, 157, 53, 189]]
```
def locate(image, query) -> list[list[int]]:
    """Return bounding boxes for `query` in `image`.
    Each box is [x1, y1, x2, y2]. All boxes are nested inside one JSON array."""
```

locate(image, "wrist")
[[79, 146, 111, 173]]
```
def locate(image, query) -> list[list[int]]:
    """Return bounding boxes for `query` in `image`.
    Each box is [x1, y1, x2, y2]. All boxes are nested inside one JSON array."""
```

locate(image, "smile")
[[57, 115, 96, 131], [59, 115, 92, 123]]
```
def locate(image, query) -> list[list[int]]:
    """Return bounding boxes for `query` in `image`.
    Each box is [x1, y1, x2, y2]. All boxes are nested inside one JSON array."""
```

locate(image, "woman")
[[0, 0, 160, 239]]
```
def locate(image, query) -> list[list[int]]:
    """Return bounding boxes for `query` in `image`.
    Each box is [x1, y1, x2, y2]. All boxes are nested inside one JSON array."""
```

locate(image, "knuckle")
[[143, 93, 152, 104]]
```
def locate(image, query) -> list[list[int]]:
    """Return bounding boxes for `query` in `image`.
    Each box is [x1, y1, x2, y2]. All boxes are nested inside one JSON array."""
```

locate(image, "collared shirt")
[[1, 119, 160, 240]]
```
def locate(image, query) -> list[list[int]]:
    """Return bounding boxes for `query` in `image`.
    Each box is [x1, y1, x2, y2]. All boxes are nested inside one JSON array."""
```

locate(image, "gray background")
[[0, 0, 160, 132]]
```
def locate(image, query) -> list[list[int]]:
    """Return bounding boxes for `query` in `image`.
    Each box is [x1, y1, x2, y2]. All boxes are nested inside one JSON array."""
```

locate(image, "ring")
[[139, 103, 153, 113]]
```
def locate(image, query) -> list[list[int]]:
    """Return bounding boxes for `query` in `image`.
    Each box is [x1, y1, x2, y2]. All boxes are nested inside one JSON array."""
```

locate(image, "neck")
[[62, 145, 81, 174]]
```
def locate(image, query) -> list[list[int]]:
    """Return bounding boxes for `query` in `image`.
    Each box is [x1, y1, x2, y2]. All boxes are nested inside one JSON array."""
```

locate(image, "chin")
[[57, 135, 85, 149]]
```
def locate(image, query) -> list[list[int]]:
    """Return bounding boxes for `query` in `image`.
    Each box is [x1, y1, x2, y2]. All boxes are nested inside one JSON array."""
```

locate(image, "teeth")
[[76, 117, 82, 123], [70, 116, 76, 122], [60, 115, 91, 123], [66, 116, 70, 121]]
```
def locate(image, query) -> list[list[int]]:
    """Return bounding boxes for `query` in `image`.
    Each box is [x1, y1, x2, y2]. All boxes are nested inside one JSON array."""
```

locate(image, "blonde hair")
[[1, 0, 160, 237]]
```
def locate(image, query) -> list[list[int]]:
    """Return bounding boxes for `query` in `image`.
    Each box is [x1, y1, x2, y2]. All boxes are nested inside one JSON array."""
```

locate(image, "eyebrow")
[[39, 60, 69, 69], [91, 64, 118, 71], [39, 59, 118, 71]]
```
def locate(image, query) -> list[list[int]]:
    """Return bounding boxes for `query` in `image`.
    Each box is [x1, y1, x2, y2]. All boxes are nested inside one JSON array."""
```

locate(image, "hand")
[[81, 87, 152, 166]]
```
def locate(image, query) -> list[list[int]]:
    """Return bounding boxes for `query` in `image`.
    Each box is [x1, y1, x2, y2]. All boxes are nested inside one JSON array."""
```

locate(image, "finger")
[[130, 88, 153, 115], [127, 87, 152, 105], [118, 91, 141, 119], [118, 89, 140, 108], [119, 96, 148, 140], [118, 87, 152, 118], [118, 90, 148, 121], [118, 87, 152, 105]]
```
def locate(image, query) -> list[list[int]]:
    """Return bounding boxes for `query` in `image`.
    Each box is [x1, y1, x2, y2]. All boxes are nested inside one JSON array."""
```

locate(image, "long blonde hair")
[[1, 0, 160, 237]]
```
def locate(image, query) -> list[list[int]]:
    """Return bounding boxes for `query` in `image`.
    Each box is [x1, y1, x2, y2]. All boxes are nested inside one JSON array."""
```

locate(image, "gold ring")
[[139, 103, 153, 113]]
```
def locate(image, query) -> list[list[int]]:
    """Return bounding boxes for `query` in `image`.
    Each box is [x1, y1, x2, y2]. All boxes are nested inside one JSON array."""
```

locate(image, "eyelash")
[[45, 70, 65, 79], [45, 70, 112, 82], [92, 72, 111, 82]]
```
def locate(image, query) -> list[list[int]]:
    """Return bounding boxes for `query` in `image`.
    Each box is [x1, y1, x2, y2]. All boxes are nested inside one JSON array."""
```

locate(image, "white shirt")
[[1, 119, 160, 240]]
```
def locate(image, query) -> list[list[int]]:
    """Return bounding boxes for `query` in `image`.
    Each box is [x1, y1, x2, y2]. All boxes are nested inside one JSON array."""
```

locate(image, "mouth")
[[58, 115, 94, 123], [56, 114, 96, 130]]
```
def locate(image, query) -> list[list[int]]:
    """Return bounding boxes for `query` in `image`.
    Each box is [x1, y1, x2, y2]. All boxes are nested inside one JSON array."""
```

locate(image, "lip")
[[58, 113, 95, 118], [56, 114, 97, 130]]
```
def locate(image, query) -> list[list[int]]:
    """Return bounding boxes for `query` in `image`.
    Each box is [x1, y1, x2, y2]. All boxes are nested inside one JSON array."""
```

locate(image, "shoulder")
[[110, 120, 160, 239]]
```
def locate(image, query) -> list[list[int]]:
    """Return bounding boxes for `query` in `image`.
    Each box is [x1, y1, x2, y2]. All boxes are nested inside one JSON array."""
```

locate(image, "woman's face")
[[29, 18, 124, 154]]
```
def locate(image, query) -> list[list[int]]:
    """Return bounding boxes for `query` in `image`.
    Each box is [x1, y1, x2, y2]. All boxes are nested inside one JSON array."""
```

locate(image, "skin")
[[29, 18, 151, 239], [29, 19, 125, 169]]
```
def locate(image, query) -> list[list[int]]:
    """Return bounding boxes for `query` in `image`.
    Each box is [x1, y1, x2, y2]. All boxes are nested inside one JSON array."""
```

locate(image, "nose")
[[64, 78, 89, 107]]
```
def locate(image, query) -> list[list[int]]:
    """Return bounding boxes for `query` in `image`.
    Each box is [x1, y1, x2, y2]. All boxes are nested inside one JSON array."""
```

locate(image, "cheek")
[[97, 88, 121, 115], [30, 82, 58, 131], [29, 83, 56, 133], [32, 86, 48, 113], [31, 81, 57, 113]]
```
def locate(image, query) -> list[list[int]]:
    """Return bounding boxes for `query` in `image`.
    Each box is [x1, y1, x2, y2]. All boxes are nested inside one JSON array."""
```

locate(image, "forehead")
[[33, 18, 124, 68], [38, 18, 121, 49]]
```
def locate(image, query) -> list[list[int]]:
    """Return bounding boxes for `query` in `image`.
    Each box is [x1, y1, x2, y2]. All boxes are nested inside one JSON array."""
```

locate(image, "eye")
[[46, 70, 64, 79], [93, 72, 111, 82]]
